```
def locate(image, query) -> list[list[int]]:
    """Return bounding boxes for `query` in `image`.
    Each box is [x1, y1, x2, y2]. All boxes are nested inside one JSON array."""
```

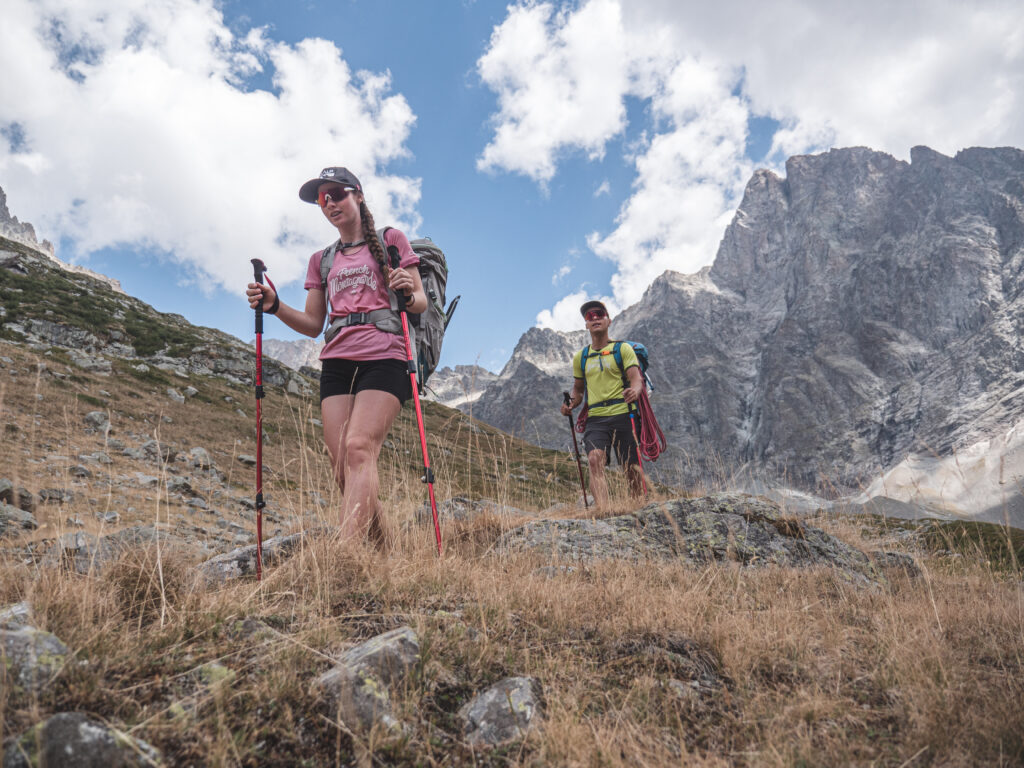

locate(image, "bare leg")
[[338, 389, 402, 543], [322, 394, 356, 495], [587, 448, 609, 509]]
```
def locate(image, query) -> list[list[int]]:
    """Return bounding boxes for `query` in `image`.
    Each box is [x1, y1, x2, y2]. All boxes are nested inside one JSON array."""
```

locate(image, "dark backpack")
[[319, 228, 460, 393], [579, 340, 652, 409]]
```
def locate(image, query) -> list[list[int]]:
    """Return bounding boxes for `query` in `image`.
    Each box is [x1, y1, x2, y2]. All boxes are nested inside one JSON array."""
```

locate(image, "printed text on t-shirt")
[[331, 264, 378, 297]]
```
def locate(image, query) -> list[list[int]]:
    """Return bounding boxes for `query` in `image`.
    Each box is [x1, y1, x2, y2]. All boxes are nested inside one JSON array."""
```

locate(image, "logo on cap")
[[321, 169, 335, 178]]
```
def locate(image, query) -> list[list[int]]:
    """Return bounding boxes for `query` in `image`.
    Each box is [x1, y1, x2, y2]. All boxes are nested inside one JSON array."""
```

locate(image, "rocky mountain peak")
[[467, 145, 1024, 525]]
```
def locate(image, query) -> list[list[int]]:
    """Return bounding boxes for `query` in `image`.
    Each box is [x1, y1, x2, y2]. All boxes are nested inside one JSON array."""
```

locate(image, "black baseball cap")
[[580, 300, 609, 317], [299, 167, 362, 204]]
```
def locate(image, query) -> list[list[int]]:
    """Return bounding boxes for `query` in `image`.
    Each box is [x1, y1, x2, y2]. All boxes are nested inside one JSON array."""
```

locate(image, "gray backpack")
[[319, 228, 459, 393]]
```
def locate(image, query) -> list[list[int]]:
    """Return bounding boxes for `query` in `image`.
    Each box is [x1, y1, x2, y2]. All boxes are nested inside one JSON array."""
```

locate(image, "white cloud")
[[480, 0, 1024, 323], [593, 180, 610, 197], [476, 0, 632, 185], [536, 289, 610, 331], [0, 0, 420, 292]]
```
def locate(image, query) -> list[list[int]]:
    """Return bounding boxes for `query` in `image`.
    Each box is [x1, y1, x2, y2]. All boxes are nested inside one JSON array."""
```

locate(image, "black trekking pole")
[[563, 392, 589, 509], [387, 245, 443, 555], [250, 258, 267, 580]]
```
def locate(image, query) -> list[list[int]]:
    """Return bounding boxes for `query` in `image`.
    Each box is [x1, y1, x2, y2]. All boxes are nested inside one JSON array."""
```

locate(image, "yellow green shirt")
[[572, 342, 639, 417]]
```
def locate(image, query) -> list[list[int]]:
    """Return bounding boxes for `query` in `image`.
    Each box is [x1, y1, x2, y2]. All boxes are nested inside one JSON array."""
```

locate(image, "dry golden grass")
[[2, 339, 1024, 766]]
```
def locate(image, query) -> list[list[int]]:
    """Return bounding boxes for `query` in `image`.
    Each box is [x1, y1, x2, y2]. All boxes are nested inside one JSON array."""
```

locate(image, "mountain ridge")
[[466, 145, 1024, 525]]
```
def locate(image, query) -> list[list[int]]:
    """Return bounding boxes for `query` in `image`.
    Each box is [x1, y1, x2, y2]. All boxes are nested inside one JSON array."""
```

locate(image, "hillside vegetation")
[[2, 238, 1023, 766]]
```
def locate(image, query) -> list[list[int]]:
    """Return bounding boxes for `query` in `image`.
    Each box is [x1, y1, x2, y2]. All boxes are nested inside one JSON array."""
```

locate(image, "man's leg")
[[625, 461, 646, 499], [587, 448, 609, 508], [615, 415, 646, 499]]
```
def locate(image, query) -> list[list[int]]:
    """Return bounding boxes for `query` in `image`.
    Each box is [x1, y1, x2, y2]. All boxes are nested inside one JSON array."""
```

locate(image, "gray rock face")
[[260, 337, 323, 372], [3, 711, 160, 767], [424, 365, 501, 408], [458, 676, 543, 747], [471, 146, 1024, 512], [497, 493, 890, 586]]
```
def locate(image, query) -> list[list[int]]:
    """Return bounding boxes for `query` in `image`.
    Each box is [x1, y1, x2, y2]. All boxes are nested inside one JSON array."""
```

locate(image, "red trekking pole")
[[387, 246, 442, 555], [250, 258, 268, 580], [628, 401, 649, 497], [563, 392, 588, 508]]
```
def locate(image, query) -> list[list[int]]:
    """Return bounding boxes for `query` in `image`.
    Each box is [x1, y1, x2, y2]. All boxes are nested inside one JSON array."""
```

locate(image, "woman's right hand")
[[246, 282, 276, 312]]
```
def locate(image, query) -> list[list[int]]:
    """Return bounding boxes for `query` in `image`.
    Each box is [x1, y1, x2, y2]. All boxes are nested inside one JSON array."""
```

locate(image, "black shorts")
[[583, 413, 641, 466], [319, 358, 411, 405]]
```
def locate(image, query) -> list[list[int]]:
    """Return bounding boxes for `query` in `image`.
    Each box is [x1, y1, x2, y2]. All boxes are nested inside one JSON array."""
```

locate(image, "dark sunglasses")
[[317, 186, 356, 207], [584, 309, 607, 321]]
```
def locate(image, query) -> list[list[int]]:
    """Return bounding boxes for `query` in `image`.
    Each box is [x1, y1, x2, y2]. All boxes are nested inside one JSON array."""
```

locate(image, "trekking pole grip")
[[563, 391, 571, 408], [251, 258, 267, 333], [386, 245, 409, 312]]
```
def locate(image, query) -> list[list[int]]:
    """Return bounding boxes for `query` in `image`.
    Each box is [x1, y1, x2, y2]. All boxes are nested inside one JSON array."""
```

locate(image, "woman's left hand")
[[388, 267, 415, 297]]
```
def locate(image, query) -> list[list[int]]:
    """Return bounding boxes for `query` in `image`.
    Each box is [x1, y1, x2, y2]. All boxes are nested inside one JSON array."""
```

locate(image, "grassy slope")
[[2, 243, 1024, 766]]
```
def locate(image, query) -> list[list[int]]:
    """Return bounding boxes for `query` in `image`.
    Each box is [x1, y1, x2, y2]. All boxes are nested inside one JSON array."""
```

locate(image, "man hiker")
[[560, 300, 646, 507]]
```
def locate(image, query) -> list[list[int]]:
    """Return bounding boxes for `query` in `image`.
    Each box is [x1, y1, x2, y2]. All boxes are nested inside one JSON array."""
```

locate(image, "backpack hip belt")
[[324, 309, 404, 343]]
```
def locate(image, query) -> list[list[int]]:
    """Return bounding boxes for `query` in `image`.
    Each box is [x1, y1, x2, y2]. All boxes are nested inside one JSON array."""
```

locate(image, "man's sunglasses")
[[318, 186, 356, 207], [584, 309, 607, 321]]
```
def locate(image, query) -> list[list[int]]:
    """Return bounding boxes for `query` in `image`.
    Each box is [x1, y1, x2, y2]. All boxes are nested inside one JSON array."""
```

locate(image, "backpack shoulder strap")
[[376, 226, 400, 312], [319, 239, 341, 290]]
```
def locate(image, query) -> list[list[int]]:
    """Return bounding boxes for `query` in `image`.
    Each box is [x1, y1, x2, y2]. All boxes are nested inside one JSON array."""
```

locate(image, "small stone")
[[3, 711, 161, 767], [459, 677, 544, 747], [83, 411, 110, 431], [0, 626, 70, 694]]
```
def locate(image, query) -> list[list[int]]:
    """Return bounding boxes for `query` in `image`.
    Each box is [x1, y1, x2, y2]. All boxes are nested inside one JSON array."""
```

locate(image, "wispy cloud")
[[552, 265, 572, 285], [594, 180, 610, 197]]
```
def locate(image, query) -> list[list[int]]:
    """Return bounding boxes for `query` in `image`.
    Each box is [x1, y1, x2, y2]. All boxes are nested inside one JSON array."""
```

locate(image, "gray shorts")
[[583, 413, 640, 466]]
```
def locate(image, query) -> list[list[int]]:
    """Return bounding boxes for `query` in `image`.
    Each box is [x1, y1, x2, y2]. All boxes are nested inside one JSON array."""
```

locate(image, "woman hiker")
[[246, 167, 425, 547], [560, 300, 646, 507]]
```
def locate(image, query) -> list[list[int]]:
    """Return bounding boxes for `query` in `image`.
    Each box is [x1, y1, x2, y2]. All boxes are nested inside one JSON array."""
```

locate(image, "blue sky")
[[2, 0, 1023, 373]]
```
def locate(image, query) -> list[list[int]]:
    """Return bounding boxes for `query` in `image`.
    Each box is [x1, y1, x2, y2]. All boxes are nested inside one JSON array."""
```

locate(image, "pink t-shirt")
[[304, 228, 419, 361]]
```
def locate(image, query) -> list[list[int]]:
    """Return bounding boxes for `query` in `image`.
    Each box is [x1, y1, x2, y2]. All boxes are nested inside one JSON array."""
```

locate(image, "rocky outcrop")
[[0, 186, 53, 257], [497, 493, 906, 586], [471, 146, 1024, 522], [198, 528, 330, 585], [1, 236, 313, 396]]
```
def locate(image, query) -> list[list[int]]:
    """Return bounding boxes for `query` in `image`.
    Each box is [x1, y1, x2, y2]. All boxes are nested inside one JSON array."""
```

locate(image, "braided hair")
[[359, 200, 390, 282]]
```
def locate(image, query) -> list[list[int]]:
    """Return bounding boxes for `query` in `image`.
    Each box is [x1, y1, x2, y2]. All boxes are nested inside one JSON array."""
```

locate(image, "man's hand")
[[623, 384, 643, 404]]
